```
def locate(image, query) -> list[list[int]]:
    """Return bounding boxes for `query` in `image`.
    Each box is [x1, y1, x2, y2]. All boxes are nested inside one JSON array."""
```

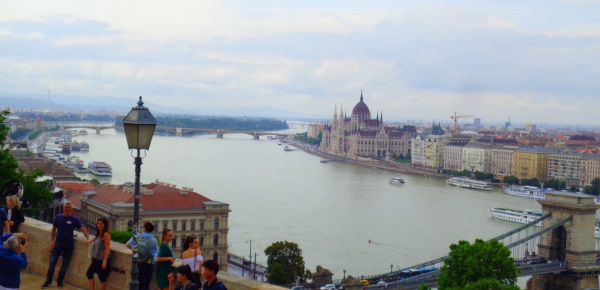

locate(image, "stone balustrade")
[[20, 217, 286, 290]]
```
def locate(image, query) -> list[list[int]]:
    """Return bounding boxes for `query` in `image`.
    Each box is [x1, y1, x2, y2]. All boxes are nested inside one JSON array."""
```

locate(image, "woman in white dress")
[[181, 236, 203, 288]]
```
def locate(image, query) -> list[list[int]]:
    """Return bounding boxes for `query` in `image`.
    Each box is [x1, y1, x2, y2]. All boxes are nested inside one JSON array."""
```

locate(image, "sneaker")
[[41, 282, 52, 288], [57, 283, 63, 289]]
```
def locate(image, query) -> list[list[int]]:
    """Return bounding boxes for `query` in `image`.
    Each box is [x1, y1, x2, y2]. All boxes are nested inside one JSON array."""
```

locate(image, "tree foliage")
[[519, 178, 541, 188], [0, 109, 53, 218], [583, 178, 600, 195], [502, 175, 519, 185], [438, 239, 518, 290], [264, 241, 309, 285], [543, 178, 566, 190]]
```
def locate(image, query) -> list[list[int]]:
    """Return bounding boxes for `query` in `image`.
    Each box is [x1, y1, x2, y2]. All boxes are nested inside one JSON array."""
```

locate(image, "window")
[[182, 221, 187, 231], [172, 221, 178, 231], [127, 220, 133, 229], [214, 218, 220, 230], [213, 252, 218, 262], [199, 236, 204, 246], [214, 234, 219, 245], [153, 221, 159, 233], [191, 221, 196, 231], [163, 221, 168, 231], [181, 236, 186, 248], [200, 221, 205, 231], [172, 238, 177, 248]]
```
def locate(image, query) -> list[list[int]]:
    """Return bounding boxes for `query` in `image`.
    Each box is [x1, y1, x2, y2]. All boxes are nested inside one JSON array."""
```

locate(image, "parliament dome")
[[352, 92, 370, 117]]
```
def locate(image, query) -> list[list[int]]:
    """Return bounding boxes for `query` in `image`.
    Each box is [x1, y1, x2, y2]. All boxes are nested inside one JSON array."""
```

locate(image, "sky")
[[1, 0, 600, 125]]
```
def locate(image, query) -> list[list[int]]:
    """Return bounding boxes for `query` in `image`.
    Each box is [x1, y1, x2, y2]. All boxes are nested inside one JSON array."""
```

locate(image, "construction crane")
[[450, 112, 474, 135]]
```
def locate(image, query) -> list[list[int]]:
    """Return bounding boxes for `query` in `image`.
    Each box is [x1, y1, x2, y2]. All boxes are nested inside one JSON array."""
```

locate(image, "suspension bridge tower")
[[529, 191, 600, 290]]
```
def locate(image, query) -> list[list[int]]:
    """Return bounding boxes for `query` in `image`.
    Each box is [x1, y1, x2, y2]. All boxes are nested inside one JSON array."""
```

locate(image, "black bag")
[[190, 273, 202, 289]]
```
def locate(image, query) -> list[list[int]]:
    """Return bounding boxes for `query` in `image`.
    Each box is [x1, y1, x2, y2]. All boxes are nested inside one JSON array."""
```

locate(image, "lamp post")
[[343, 270, 346, 283], [123, 96, 157, 290], [254, 252, 257, 279], [390, 264, 393, 273]]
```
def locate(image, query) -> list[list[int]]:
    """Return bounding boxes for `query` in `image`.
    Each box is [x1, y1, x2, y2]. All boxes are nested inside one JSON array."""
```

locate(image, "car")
[[320, 284, 336, 290], [376, 280, 387, 286], [360, 280, 370, 286], [291, 286, 304, 290]]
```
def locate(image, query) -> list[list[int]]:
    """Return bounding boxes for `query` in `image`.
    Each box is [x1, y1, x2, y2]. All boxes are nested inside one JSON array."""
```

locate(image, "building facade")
[[491, 146, 517, 176], [79, 181, 230, 267], [443, 141, 468, 170], [462, 144, 492, 173], [548, 150, 586, 186], [411, 135, 427, 166], [307, 123, 325, 139], [320, 92, 413, 159], [423, 127, 446, 169], [513, 148, 560, 181], [582, 154, 600, 186]]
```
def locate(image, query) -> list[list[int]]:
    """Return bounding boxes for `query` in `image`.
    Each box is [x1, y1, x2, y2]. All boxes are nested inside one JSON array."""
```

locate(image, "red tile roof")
[[56, 181, 96, 193], [89, 183, 213, 211]]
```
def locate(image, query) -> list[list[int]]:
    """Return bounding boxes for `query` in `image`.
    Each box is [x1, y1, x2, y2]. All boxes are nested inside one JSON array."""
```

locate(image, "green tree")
[[438, 239, 518, 290], [502, 176, 519, 185], [264, 241, 309, 285], [0, 109, 53, 218], [583, 178, 600, 195]]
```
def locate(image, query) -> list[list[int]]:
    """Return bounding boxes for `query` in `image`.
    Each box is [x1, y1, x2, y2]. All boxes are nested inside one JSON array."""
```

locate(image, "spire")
[[360, 89, 364, 103], [376, 110, 379, 120], [380, 111, 383, 122]]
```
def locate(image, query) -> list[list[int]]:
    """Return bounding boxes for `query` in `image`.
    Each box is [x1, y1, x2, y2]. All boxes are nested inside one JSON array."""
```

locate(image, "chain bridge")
[[55, 125, 293, 139], [347, 192, 600, 290]]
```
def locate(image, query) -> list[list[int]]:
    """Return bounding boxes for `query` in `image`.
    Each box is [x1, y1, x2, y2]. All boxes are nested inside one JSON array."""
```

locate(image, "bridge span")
[[349, 192, 600, 289], [54, 125, 295, 139]]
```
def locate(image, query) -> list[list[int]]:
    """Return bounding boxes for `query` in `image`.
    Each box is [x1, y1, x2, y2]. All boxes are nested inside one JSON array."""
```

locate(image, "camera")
[[20, 238, 26, 246]]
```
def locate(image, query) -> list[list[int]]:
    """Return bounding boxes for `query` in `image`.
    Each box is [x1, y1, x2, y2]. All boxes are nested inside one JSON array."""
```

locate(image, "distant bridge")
[[54, 125, 295, 139], [343, 192, 600, 289]]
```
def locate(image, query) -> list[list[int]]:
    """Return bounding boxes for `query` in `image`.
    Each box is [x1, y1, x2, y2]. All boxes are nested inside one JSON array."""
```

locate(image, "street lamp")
[[123, 96, 157, 290], [343, 270, 346, 283], [390, 264, 393, 273]]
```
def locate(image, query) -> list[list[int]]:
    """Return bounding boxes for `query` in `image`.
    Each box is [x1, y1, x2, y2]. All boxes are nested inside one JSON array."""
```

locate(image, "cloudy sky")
[[1, 0, 599, 125]]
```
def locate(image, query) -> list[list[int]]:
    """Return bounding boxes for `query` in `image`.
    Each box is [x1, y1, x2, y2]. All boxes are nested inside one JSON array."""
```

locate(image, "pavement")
[[20, 273, 84, 290]]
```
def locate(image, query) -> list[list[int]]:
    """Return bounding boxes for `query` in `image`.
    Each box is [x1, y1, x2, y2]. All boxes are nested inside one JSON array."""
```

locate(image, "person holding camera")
[[4, 195, 24, 233], [0, 232, 28, 290]]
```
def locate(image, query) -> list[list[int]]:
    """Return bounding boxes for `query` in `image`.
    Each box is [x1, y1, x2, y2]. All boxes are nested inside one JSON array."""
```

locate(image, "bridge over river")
[[348, 191, 600, 290], [53, 124, 295, 139]]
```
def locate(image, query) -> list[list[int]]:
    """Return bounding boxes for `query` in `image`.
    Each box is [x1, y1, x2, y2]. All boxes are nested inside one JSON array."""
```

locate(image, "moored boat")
[[284, 146, 293, 152], [503, 185, 547, 200], [71, 141, 81, 151], [88, 161, 112, 176], [80, 142, 89, 151], [447, 177, 493, 190], [389, 177, 405, 185], [79, 129, 88, 135], [61, 143, 71, 154], [489, 207, 542, 226]]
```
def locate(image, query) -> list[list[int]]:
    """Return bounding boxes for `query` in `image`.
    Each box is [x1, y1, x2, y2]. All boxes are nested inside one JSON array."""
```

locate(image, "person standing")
[[0, 209, 8, 235], [125, 222, 159, 290], [42, 201, 90, 289], [202, 260, 226, 290], [86, 218, 111, 290], [167, 265, 197, 290], [181, 236, 203, 287], [5, 196, 25, 233], [0, 232, 28, 290], [156, 228, 175, 290]]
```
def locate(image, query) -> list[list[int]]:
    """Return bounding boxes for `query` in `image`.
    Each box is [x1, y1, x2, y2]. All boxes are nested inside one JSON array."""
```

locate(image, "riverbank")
[[281, 138, 449, 179]]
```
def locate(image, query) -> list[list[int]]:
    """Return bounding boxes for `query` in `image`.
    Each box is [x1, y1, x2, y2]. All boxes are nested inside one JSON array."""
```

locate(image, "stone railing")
[[21, 217, 286, 290]]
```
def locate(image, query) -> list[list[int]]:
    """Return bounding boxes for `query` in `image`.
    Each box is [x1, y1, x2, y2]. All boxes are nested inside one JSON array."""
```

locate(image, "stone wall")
[[21, 217, 286, 290]]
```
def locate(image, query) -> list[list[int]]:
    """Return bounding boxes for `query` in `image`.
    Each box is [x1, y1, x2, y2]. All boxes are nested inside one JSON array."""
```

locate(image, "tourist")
[[181, 236, 203, 287], [42, 201, 90, 289], [5, 195, 25, 233], [202, 260, 226, 290], [86, 218, 111, 290], [125, 222, 159, 290], [156, 228, 175, 290], [0, 209, 8, 235], [167, 264, 198, 290], [0, 232, 27, 289]]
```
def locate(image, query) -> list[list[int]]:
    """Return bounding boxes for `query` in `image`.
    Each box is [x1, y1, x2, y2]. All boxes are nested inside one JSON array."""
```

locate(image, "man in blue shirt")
[[0, 232, 27, 289], [42, 201, 90, 289], [203, 260, 227, 290], [0, 209, 9, 234], [126, 222, 159, 290]]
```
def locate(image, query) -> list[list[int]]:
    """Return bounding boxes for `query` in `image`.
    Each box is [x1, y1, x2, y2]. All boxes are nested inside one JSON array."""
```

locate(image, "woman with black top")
[[5, 195, 25, 232]]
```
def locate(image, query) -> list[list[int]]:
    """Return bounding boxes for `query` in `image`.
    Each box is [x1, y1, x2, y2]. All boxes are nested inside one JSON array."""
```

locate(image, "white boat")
[[490, 207, 600, 238], [80, 142, 90, 151], [389, 177, 405, 185], [88, 161, 112, 176], [447, 177, 493, 191], [489, 207, 543, 226], [284, 146, 294, 152], [79, 129, 88, 135], [503, 185, 547, 200]]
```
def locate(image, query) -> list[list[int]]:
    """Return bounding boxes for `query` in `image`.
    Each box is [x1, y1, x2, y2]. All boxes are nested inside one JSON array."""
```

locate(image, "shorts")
[[86, 258, 110, 282], [0, 286, 18, 290]]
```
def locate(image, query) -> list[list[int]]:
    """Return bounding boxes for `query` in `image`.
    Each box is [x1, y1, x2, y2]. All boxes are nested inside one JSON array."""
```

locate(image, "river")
[[46, 125, 542, 281]]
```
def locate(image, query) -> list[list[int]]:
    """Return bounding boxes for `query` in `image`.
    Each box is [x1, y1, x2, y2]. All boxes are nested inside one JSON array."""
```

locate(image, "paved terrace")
[[20, 217, 286, 290]]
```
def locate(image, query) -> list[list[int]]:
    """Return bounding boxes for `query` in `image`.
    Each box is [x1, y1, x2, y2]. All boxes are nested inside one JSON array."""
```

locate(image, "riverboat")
[[88, 161, 112, 176], [320, 160, 328, 163], [503, 185, 547, 200], [61, 143, 71, 154], [284, 146, 294, 152], [489, 207, 542, 226], [80, 142, 90, 151], [79, 129, 88, 135], [389, 177, 405, 185], [71, 141, 81, 151], [446, 177, 493, 190]]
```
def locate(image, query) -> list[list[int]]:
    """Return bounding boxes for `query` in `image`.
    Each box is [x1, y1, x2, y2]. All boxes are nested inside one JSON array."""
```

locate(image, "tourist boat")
[[79, 129, 88, 135], [320, 160, 328, 163], [88, 161, 112, 176], [71, 141, 81, 151], [489, 207, 543, 226], [80, 142, 90, 151], [389, 177, 405, 185], [446, 177, 493, 190], [503, 185, 547, 200], [61, 143, 71, 154], [284, 146, 294, 152]]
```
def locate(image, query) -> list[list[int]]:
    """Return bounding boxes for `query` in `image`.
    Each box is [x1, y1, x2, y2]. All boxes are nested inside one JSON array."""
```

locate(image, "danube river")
[[53, 126, 541, 280]]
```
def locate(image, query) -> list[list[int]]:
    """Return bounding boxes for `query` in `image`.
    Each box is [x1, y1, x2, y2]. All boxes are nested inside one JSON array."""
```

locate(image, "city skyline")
[[1, 1, 600, 124]]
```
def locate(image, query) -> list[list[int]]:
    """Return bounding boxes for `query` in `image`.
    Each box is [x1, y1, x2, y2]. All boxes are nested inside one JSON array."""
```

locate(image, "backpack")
[[136, 235, 152, 263], [217, 281, 228, 290]]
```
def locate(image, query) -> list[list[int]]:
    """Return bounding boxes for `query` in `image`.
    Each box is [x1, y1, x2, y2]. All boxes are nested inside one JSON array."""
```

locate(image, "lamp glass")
[[123, 123, 156, 149]]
